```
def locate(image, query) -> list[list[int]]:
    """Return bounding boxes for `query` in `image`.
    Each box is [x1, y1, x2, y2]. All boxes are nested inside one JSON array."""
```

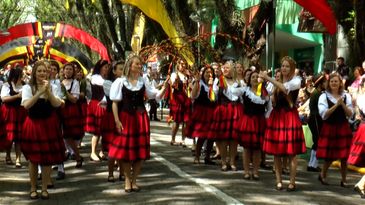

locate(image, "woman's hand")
[[163, 75, 170, 88], [115, 120, 124, 134], [259, 71, 269, 80], [208, 73, 214, 86]]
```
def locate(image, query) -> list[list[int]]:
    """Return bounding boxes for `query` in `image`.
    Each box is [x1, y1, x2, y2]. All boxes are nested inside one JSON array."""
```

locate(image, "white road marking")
[[150, 140, 243, 205]]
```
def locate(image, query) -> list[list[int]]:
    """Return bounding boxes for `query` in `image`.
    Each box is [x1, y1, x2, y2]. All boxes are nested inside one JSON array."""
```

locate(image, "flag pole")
[[271, 0, 276, 77]]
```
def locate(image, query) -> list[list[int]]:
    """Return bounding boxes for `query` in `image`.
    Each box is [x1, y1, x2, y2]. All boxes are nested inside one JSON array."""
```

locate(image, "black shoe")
[[307, 166, 321, 172], [340, 181, 349, 188], [204, 159, 216, 165], [56, 171, 65, 180], [260, 163, 272, 170], [287, 184, 296, 192], [318, 174, 329, 185]]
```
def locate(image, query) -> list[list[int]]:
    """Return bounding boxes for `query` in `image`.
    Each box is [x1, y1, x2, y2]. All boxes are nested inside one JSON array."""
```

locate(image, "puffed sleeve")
[[0, 83, 10, 98], [21, 84, 33, 105], [229, 84, 245, 97], [51, 84, 61, 100], [318, 93, 328, 120], [170, 73, 177, 84], [110, 77, 124, 101], [143, 77, 159, 100], [71, 80, 80, 99], [265, 98, 273, 119], [283, 76, 302, 94], [357, 95, 365, 114], [103, 80, 112, 97], [344, 93, 354, 116]]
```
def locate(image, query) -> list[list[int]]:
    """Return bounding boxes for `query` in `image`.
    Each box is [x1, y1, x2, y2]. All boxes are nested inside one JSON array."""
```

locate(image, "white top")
[[103, 80, 113, 97], [62, 79, 80, 99], [21, 84, 60, 105], [213, 78, 241, 101], [170, 72, 188, 84], [283, 76, 302, 94], [110, 76, 162, 101], [357, 94, 365, 114], [318, 91, 353, 120], [1, 82, 23, 98], [91, 74, 105, 86], [50, 79, 62, 98]]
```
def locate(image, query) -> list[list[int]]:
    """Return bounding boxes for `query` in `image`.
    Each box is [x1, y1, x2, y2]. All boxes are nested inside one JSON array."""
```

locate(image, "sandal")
[[243, 173, 251, 180], [5, 157, 14, 165], [40, 190, 49, 200], [287, 183, 296, 192], [276, 182, 283, 191], [15, 162, 22, 168], [29, 191, 38, 200], [221, 165, 228, 172], [107, 176, 115, 183], [230, 165, 237, 171], [252, 174, 260, 180]]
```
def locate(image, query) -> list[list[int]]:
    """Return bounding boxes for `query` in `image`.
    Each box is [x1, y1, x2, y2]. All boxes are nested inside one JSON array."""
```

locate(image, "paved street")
[[0, 110, 364, 205]]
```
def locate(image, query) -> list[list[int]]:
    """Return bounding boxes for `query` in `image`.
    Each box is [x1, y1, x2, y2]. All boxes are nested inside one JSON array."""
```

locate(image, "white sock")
[[58, 163, 65, 173]]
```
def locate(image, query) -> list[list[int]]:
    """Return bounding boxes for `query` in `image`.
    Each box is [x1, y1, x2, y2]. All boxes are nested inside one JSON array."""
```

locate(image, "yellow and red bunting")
[[219, 75, 227, 89]]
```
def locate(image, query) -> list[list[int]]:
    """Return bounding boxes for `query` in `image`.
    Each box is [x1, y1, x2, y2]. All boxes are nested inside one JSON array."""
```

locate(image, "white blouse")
[[1, 82, 23, 98], [21, 84, 60, 105], [110, 76, 162, 101], [283, 76, 302, 94], [91, 74, 105, 86], [318, 91, 353, 120], [50, 79, 62, 98], [357, 94, 365, 114], [61, 79, 80, 99], [213, 78, 241, 102], [170, 72, 188, 84]]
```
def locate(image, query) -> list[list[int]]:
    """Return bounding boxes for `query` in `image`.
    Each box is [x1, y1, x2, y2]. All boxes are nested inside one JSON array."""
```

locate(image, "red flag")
[[294, 0, 336, 35]]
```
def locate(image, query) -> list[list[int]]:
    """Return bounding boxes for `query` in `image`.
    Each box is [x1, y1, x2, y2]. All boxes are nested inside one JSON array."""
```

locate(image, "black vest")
[[242, 92, 266, 116], [28, 99, 53, 119], [325, 95, 347, 124], [274, 89, 300, 109], [195, 85, 215, 106], [121, 85, 146, 113], [5, 83, 22, 107], [91, 84, 104, 101]]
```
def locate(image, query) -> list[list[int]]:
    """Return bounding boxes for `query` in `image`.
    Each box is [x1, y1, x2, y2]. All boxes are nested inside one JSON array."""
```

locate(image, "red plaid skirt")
[[169, 91, 192, 123], [0, 105, 8, 150], [263, 107, 306, 155], [61, 102, 84, 140], [78, 99, 87, 128], [211, 102, 242, 140], [347, 123, 365, 167], [186, 104, 215, 139], [316, 121, 353, 160], [101, 111, 115, 151], [108, 111, 150, 161], [236, 113, 266, 150], [85, 100, 106, 136], [20, 112, 65, 165]]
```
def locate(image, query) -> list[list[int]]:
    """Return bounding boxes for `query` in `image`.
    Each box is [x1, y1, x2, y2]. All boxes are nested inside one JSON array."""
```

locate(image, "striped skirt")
[[61, 102, 84, 140], [108, 110, 150, 161], [262, 107, 306, 155], [186, 104, 215, 139], [85, 99, 106, 136], [317, 121, 352, 160], [236, 113, 266, 150], [347, 123, 365, 167], [211, 102, 241, 140], [20, 112, 65, 165]]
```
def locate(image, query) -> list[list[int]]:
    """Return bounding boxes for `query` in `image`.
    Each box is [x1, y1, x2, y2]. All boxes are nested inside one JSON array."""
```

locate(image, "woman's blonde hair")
[[326, 73, 344, 94], [123, 54, 143, 77]]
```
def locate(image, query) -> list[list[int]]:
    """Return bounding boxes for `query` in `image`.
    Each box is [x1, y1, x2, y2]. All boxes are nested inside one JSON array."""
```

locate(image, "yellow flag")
[[121, 0, 194, 66], [65, 0, 70, 10], [131, 12, 145, 53]]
